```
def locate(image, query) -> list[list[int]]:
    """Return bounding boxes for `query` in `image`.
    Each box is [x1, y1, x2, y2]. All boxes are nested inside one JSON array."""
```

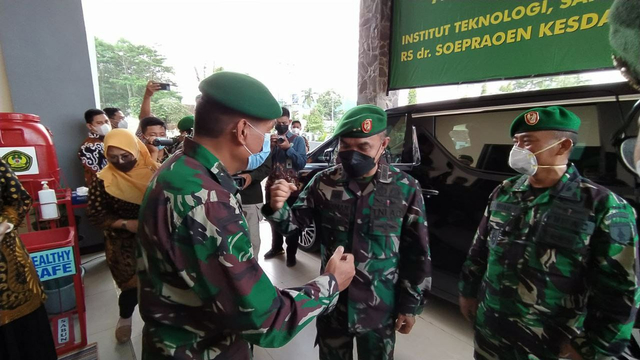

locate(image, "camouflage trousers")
[[474, 308, 569, 360], [316, 309, 396, 360]]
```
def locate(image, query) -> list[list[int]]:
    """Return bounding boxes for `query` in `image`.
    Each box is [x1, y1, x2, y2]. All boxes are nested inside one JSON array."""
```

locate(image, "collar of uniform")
[[510, 163, 582, 201], [88, 132, 103, 140], [182, 138, 238, 194], [550, 163, 582, 201]]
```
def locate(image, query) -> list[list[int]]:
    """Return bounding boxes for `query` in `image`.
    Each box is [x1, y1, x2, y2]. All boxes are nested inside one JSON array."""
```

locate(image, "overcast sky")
[[82, 0, 360, 106]]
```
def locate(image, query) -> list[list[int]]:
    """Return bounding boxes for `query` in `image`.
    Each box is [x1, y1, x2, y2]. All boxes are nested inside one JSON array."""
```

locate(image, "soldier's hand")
[[324, 246, 355, 292], [270, 179, 296, 211], [395, 314, 416, 334], [459, 296, 478, 322]]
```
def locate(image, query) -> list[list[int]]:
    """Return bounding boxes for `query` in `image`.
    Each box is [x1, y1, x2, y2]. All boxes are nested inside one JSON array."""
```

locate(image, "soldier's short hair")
[[554, 131, 578, 156], [194, 95, 264, 139], [554, 131, 578, 145]]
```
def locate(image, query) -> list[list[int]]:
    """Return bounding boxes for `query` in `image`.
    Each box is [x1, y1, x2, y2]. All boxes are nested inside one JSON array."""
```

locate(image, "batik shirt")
[[78, 133, 107, 186]]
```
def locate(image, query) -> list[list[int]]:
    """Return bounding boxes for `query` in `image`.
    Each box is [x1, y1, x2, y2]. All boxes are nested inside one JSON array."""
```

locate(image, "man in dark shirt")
[[263, 108, 308, 267]]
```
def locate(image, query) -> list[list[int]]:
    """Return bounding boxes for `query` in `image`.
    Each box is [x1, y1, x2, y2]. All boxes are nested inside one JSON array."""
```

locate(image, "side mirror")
[[322, 148, 334, 165], [620, 137, 638, 175]]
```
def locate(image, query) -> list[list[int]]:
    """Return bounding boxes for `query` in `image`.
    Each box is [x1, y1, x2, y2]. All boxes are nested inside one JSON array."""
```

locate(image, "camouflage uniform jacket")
[[459, 164, 640, 359], [137, 138, 340, 359], [264, 163, 431, 333]]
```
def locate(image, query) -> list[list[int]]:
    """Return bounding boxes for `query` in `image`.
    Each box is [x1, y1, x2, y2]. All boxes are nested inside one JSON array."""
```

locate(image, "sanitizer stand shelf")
[[20, 188, 87, 356]]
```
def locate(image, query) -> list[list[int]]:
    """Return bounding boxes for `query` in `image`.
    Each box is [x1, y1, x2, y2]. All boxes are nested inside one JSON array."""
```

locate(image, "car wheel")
[[298, 221, 319, 252]]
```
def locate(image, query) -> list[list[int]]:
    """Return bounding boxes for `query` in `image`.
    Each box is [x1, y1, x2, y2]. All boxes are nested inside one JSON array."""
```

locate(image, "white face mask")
[[94, 123, 112, 136], [291, 128, 301, 135], [118, 119, 129, 129], [508, 138, 568, 176]]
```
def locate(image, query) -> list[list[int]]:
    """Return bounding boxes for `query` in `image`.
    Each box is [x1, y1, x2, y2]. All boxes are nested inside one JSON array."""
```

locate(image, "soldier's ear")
[[382, 136, 391, 149], [233, 120, 249, 145], [557, 138, 573, 156]]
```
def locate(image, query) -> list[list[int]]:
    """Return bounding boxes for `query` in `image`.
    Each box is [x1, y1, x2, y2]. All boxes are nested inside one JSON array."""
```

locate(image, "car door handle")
[[422, 189, 439, 197]]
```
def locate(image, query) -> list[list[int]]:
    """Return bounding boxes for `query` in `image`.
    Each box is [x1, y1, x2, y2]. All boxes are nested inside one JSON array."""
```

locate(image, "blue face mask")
[[246, 133, 271, 171], [244, 122, 271, 171]]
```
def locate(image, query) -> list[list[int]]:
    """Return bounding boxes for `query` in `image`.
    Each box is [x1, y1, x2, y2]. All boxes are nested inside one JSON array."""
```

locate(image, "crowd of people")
[[2, 2, 640, 359]]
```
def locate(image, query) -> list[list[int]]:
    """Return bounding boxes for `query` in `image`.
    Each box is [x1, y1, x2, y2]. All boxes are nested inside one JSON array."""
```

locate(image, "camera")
[[277, 136, 286, 145], [152, 138, 177, 147]]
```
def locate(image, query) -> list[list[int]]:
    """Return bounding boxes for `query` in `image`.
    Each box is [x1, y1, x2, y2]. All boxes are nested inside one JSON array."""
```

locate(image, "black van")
[[297, 82, 640, 304]]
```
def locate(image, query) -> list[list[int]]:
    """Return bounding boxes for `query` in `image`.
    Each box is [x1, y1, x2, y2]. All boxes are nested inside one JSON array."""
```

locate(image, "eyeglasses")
[[108, 153, 134, 163]]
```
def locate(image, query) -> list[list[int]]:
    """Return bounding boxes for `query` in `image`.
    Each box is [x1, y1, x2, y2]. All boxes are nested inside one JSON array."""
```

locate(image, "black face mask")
[[275, 124, 289, 135], [338, 150, 377, 179], [112, 159, 137, 173]]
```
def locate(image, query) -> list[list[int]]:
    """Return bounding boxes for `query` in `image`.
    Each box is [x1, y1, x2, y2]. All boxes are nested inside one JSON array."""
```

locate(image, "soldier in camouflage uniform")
[[264, 104, 432, 360], [459, 106, 640, 359], [137, 71, 355, 359]]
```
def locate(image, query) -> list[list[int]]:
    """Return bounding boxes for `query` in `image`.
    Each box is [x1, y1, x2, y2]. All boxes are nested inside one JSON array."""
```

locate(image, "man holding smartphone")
[[136, 80, 171, 140], [263, 107, 307, 266]]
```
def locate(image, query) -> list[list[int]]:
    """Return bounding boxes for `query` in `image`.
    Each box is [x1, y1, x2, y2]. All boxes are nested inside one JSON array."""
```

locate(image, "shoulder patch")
[[610, 223, 634, 244]]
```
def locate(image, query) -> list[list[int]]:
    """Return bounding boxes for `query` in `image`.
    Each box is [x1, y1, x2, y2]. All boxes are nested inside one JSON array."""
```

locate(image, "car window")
[[434, 105, 601, 174], [386, 115, 407, 163]]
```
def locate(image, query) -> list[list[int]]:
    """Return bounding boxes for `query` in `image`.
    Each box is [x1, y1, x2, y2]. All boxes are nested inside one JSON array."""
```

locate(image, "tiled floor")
[[81, 221, 474, 359]]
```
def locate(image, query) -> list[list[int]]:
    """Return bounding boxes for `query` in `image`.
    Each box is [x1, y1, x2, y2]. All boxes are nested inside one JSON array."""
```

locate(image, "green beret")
[[333, 104, 387, 138], [609, 0, 640, 87], [198, 72, 282, 120], [510, 106, 581, 137], [177, 115, 194, 131]]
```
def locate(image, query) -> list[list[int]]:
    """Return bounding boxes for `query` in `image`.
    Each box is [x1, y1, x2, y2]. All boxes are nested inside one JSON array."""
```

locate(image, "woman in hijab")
[[87, 129, 160, 343]]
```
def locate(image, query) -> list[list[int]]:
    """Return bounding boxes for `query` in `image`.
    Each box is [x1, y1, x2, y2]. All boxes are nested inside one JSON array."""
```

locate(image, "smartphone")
[[157, 82, 171, 91], [233, 176, 246, 189]]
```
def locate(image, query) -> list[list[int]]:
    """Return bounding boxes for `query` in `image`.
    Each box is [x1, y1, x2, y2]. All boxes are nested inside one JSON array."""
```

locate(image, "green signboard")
[[389, 0, 614, 90]]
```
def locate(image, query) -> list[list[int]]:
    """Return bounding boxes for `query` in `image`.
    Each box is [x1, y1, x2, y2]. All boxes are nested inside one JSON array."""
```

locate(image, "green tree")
[[304, 108, 325, 135], [95, 37, 191, 124], [408, 89, 417, 105], [302, 88, 316, 108], [316, 90, 343, 123], [499, 75, 588, 93]]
